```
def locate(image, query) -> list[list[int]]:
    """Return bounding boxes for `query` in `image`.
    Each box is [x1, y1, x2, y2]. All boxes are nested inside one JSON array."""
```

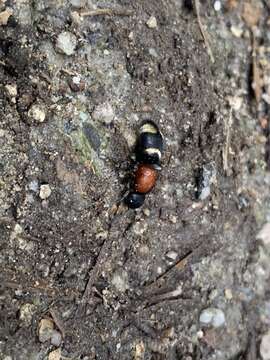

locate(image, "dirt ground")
[[1, 0, 270, 359]]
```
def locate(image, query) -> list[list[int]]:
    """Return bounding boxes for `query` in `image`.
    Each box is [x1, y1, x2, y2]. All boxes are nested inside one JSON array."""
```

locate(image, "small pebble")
[[50, 330, 62, 346], [69, 0, 86, 7], [48, 348, 61, 360], [146, 16, 157, 29], [5, 84, 17, 98], [169, 215, 177, 223], [199, 308, 226, 328], [230, 25, 243, 38], [92, 102, 115, 125], [143, 208, 150, 217], [214, 0, 221, 11], [56, 31, 77, 56], [39, 184, 52, 199], [225, 288, 233, 300], [28, 103, 46, 123], [19, 303, 36, 325], [214, 1, 221, 11], [38, 318, 54, 343], [260, 330, 270, 360], [165, 250, 178, 262]]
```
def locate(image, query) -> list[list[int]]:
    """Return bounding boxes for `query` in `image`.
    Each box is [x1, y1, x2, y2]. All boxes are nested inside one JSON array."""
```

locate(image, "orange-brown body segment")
[[134, 164, 157, 194]]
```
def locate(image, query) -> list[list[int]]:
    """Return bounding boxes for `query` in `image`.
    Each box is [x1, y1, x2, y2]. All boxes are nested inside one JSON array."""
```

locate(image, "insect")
[[125, 120, 164, 209]]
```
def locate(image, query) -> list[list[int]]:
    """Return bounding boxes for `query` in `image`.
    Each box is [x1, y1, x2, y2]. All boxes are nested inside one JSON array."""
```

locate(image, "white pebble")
[[69, 0, 86, 7], [39, 184, 52, 199], [19, 303, 36, 325], [56, 31, 77, 56], [92, 102, 115, 125], [260, 330, 270, 360], [230, 26, 243, 38], [5, 84, 17, 97], [225, 288, 233, 300], [146, 16, 157, 29], [165, 250, 178, 262], [143, 208, 150, 217], [214, 1, 221, 11], [28, 103, 46, 123], [199, 308, 226, 328]]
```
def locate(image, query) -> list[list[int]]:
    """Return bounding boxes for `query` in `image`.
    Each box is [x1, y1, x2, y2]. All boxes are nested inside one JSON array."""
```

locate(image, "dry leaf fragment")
[[0, 8, 13, 25]]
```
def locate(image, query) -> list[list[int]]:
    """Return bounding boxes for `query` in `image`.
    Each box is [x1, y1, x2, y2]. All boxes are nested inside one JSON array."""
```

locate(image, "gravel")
[[28, 103, 46, 123], [39, 184, 52, 199], [199, 308, 226, 328], [146, 16, 157, 29], [56, 31, 77, 56]]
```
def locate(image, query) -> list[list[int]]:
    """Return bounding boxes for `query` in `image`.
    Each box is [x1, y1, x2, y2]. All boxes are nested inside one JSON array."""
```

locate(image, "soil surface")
[[1, 1, 270, 359]]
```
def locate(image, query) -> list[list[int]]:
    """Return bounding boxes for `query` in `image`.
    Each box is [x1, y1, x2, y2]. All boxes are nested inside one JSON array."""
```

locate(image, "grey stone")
[[50, 330, 62, 346], [199, 308, 226, 328], [69, 0, 86, 7], [56, 32, 77, 56], [92, 103, 115, 125]]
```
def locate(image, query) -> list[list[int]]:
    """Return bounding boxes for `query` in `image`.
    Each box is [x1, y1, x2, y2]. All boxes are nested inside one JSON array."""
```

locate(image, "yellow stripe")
[[140, 123, 158, 134], [145, 148, 161, 159]]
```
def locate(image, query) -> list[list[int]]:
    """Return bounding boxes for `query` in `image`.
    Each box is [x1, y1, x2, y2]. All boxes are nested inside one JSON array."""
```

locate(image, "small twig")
[[223, 108, 233, 175], [193, 0, 215, 63], [2, 278, 80, 298], [80, 8, 133, 17], [147, 251, 192, 287], [80, 211, 133, 304], [146, 285, 183, 305]]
